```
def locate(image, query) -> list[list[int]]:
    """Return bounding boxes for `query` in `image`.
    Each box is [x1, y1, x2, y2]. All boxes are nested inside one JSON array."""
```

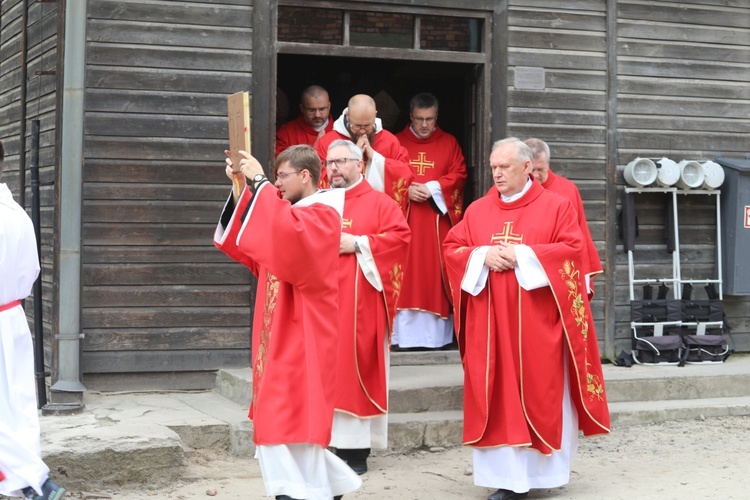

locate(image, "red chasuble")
[[316, 127, 414, 214], [395, 126, 467, 317], [443, 181, 610, 455], [215, 185, 342, 448], [335, 180, 411, 417], [275, 115, 333, 157], [542, 170, 603, 291]]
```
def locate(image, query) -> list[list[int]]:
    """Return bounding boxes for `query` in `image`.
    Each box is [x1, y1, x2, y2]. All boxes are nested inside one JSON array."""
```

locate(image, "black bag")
[[630, 300, 683, 364], [634, 334, 683, 364], [681, 334, 730, 364]]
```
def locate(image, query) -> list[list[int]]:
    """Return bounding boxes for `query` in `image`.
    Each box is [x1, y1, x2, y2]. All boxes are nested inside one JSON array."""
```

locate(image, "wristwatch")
[[353, 240, 361, 253], [251, 173, 267, 190]]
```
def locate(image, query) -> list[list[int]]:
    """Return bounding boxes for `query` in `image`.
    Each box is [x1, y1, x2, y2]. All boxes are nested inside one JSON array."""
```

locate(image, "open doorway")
[[276, 54, 483, 204]]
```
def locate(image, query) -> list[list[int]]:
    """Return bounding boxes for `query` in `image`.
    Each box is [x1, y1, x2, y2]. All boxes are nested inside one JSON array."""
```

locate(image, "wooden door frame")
[[252, 1, 505, 201]]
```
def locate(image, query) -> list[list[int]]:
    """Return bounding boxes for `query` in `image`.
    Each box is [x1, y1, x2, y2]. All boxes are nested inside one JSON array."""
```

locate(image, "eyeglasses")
[[348, 122, 374, 132], [275, 170, 303, 181], [412, 116, 436, 124], [325, 158, 359, 168]]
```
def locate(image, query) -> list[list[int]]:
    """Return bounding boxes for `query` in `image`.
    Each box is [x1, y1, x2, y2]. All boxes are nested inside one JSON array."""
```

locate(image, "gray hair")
[[523, 137, 550, 161], [328, 139, 363, 160], [492, 137, 533, 164]]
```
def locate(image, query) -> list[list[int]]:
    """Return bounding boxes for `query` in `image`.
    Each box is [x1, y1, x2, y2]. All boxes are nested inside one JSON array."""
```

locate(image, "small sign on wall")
[[514, 66, 545, 90], [745, 205, 750, 228]]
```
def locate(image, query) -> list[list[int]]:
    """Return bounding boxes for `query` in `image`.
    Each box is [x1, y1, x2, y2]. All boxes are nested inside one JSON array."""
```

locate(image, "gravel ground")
[[58, 414, 750, 499]]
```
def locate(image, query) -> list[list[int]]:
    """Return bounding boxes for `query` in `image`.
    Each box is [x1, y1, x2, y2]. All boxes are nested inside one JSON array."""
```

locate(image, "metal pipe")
[[19, 0, 29, 207], [46, 0, 86, 412], [29, 120, 47, 408]]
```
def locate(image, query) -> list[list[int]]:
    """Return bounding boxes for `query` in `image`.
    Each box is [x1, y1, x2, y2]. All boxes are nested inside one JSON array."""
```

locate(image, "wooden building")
[[1, 0, 748, 397]]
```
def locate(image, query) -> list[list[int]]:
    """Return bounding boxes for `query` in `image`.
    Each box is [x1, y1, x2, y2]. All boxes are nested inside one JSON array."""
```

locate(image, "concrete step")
[[215, 354, 750, 412]]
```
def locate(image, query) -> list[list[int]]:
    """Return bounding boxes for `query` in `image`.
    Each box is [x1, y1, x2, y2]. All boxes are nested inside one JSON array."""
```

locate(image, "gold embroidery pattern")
[[586, 363, 606, 402], [452, 189, 463, 218], [392, 178, 409, 210], [390, 263, 404, 304], [252, 271, 279, 411], [559, 260, 604, 401]]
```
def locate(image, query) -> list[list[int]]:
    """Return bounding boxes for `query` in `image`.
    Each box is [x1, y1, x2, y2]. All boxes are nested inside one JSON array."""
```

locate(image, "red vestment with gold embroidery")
[[335, 180, 411, 416], [395, 126, 467, 317], [443, 181, 610, 454], [215, 186, 342, 448], [542, 170, 603, 292]]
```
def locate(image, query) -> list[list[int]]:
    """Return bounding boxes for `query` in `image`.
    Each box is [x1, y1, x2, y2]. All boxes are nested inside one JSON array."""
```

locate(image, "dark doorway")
[[277, 54, 482, 203]]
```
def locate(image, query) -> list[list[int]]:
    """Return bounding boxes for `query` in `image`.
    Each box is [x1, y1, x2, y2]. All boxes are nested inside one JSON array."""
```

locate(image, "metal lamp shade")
[[701, 160, 725, 189], [624, 157, 657, 188], [675, 160, 705, 189], [656, 157, 680, 187]]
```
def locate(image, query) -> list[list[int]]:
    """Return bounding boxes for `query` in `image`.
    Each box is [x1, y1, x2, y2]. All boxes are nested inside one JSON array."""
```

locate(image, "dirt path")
[[69, 415, 750, 499]]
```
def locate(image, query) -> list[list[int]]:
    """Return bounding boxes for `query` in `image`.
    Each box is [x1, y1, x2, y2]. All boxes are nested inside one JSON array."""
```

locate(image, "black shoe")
[[336, 447, 369, 475], [333, 496, 343, 500], [347, 458, 368, 475], [23, 479, 66, 500], [275, 496, 298, 500], [487, 489, 527, 500]]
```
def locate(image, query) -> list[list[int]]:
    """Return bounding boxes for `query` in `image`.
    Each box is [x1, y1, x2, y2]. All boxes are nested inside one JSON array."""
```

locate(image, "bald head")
[[348, 94, 377, 115]]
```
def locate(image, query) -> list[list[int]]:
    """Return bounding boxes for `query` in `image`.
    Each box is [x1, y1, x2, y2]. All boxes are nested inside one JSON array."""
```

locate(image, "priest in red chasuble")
[[315, 94, 414, 214], [443, 138, 610, 500], [214, 145, 361, 500], [275, 85, 334, 157], [524, 137, 602, 297], [393, 93, 467, 349], [325, 140, 411, 476]]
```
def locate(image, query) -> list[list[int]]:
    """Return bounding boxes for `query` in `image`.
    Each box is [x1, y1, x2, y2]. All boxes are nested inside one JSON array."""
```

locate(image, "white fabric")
[[425, 180, 447, 215], [331, 332, 390, 450], [330, 411, 388, 450], [0, 183, 48, 497], [257, 443, 362, 499], [392, 310, 453, 348], [473, 358, 579, 493]]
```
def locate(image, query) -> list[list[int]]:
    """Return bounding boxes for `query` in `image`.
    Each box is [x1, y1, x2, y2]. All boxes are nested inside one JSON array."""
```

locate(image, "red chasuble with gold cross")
[[395, 126, 467, 318], [335, 180, 411, 417], [443, 181, 610, 454], [214, 185, 342, 448]]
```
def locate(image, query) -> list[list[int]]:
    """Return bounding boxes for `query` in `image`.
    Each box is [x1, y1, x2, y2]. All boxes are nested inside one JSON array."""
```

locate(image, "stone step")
[[386, 396, 750, 451], [215, 355, 750, 413]]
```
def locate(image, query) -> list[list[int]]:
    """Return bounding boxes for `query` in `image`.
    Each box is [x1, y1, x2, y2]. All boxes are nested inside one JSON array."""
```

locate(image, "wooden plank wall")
[[0, 0, 58, 364], [505, 1, 609, 344], [614, 0, 750, 353], [81, 0, 254, 385]]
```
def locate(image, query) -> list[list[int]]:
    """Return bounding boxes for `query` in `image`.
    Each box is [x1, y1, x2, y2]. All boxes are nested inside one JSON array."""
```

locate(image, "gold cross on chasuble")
[[490, 221, 523, 244], [342, 218, 353, 229], [410, 151, 435, 176]]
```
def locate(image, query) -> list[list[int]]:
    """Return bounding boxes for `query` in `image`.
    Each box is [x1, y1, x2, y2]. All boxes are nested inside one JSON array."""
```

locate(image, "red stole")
[[335, 180, 411, 416], [215, 185, 343, 447], [443, 181, 610, 453]]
